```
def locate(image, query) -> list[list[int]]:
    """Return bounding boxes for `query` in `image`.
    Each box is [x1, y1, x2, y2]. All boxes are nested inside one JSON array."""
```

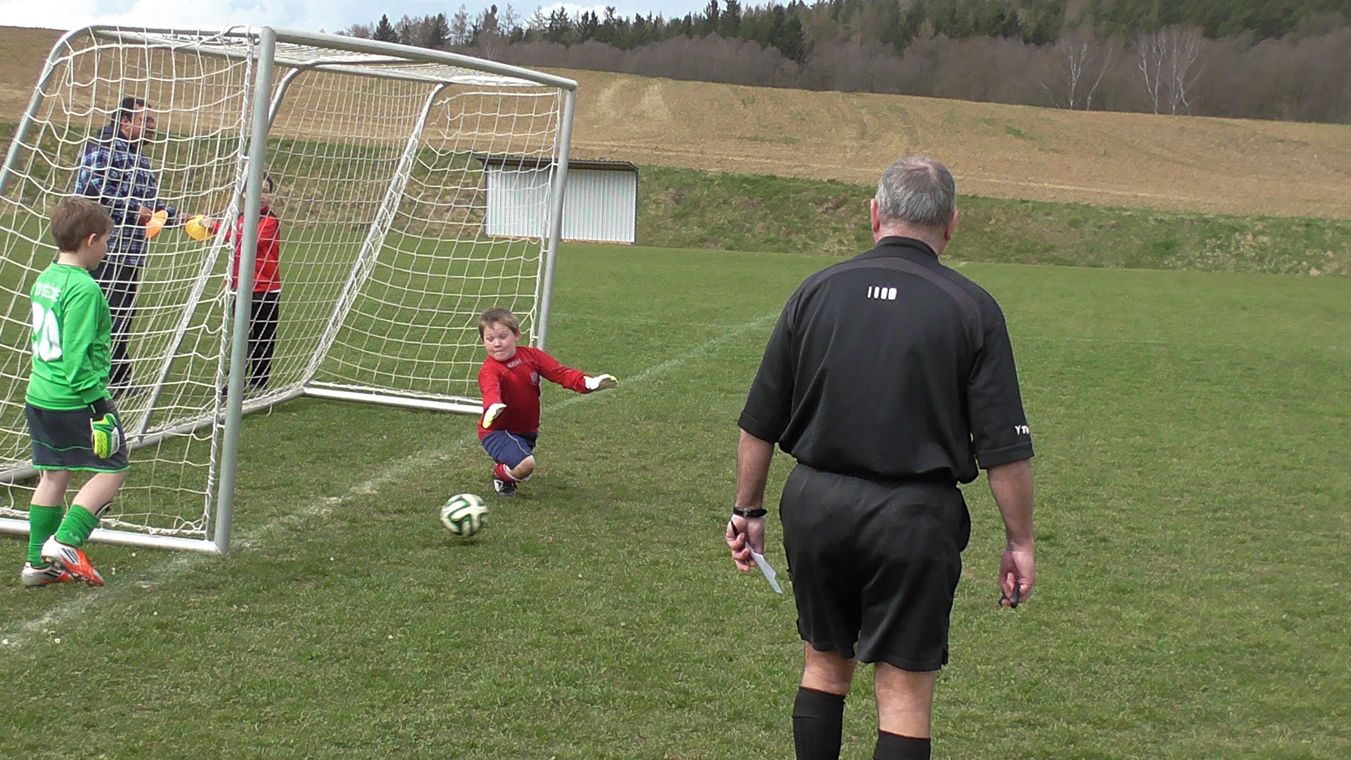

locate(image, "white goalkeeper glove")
[[584, 374, 618, 391], [482, 403, 506, 429]]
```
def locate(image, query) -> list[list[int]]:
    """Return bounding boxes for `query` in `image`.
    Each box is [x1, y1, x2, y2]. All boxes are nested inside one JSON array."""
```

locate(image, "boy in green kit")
[[21, 197, 129, 587]]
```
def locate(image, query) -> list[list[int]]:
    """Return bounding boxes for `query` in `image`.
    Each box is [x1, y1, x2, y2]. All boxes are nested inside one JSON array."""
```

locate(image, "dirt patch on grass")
[[3, 27, 1348, 219]]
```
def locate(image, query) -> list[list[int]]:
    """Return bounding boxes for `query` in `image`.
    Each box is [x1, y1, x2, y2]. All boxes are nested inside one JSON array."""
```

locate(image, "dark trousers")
[[91, 258, 141, 389], [245, 290, 280, 389]]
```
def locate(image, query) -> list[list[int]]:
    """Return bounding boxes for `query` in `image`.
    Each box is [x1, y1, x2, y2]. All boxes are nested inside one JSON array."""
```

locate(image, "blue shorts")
[[481, 430, 537, 468]]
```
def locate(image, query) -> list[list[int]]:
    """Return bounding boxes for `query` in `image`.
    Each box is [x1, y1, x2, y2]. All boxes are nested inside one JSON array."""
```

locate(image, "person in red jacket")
[[211, 174, 281, 394], [477, 308, 617, 496]]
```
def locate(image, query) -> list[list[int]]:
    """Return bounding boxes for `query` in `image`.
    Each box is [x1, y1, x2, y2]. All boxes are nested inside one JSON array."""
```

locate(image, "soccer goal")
[[0, 26, 578, 553]]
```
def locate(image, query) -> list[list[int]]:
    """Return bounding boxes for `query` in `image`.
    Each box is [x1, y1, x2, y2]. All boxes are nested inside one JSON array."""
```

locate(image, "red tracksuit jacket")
[[477, 346, 589, 439]]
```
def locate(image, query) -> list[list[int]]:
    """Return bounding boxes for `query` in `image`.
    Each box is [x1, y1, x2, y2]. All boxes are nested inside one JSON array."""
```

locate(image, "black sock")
[[873, 730, 930, 760], [792, 687, 845, 760]]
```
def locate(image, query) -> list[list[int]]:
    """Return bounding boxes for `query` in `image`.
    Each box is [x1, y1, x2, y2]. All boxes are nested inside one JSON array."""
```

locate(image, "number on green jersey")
[[31, 302, 62, 361]]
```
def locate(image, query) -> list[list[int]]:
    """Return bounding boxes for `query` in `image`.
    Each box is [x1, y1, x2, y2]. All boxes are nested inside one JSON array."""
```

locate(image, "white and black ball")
[[440, 493, 488, 538]]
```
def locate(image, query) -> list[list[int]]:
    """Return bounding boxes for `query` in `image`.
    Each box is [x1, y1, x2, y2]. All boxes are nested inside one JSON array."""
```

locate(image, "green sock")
[[27, 504, 64, 566], [53, 504, 100, 548]]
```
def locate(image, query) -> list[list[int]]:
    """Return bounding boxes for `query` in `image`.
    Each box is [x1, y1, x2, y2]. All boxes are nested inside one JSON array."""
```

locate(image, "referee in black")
[[725, 156, 1035, 760]]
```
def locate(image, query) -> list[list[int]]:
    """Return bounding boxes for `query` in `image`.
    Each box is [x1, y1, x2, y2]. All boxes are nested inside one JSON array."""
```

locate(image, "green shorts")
[[26, 401, 130, 473]]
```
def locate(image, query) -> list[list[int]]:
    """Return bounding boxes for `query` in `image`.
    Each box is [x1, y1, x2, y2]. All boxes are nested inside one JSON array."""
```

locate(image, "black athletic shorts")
[[780, 463, 971, 671], [26, 400, 130, 473]]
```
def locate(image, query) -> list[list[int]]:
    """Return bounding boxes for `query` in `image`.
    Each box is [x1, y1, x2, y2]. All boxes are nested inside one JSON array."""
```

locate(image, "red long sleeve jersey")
[[226, 207, 281, 293], [477, 346, 589, 439]]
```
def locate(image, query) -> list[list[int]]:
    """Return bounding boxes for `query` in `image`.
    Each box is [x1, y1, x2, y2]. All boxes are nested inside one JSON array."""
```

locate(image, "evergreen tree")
[[422, 13, 451, 49], [703, 0, 721, 36], [578, 10, 600, 42], [772, 4, 807, 63], [720, 0, 743, 38], [373, 14, 398, 42]]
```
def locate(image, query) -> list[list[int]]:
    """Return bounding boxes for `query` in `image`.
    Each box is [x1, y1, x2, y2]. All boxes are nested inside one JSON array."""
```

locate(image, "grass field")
[[1, 243, 1346, 758]]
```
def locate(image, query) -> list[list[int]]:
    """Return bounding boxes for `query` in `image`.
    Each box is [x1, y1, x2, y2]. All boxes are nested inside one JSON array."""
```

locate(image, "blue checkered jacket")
[[74, 125, 176, 266]]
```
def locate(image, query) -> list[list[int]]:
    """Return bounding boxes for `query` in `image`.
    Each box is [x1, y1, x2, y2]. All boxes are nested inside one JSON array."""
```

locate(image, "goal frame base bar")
[[303, 383, 482, 415], [0, 517, 222, 554], [0, 386, 479, 553]]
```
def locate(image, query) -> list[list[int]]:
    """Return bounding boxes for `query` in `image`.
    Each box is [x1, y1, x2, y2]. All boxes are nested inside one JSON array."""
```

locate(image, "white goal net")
[[0, 27, 577, 552]]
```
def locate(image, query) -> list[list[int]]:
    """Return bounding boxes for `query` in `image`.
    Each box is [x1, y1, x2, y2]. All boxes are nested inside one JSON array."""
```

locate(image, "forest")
[[343, 0, 1351, 122]]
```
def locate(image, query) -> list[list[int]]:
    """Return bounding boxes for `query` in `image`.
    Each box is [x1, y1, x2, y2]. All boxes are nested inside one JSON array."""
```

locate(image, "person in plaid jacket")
[[74, 97, 177, 395]]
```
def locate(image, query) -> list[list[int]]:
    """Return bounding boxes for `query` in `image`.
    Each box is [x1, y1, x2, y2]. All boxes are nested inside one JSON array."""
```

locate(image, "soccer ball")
[[440, 493, 488, 538]]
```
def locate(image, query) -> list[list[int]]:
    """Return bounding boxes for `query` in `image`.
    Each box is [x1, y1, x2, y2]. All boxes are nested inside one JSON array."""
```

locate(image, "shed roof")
[[476, 154, 639, 174]]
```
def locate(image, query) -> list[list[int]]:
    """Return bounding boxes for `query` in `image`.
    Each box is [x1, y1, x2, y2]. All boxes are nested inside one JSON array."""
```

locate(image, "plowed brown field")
[[4, 26, 1349, 219]]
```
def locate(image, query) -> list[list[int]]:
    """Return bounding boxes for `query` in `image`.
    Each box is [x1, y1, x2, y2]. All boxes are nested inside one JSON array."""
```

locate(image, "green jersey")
[[26, 262, 113, 410]]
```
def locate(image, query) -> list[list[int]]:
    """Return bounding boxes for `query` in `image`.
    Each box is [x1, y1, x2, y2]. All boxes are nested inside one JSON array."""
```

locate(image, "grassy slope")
[[557, 67, 1351, 220], [637, 166, 1351, 275]]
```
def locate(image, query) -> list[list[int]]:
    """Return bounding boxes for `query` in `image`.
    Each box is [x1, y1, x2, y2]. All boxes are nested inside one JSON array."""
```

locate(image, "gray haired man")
[[726, 156, 1037, 760]]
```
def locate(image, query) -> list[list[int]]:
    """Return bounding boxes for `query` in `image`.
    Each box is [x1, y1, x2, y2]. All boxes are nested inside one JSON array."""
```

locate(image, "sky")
[[0, 0, 715, 36]]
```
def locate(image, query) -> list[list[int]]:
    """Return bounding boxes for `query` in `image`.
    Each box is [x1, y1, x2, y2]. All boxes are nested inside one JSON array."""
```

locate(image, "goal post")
[[0, 26, 578, 553]]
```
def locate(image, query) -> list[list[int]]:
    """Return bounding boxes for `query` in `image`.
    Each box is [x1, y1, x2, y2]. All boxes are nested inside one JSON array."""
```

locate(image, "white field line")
[[1, 312, 777, 649]]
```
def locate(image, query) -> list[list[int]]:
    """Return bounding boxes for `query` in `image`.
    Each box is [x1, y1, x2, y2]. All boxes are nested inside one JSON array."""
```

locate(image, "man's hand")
[[999, 542, 1035, 608], [481, 403, 506, 429], [987, 459, 1034, 609], [90, 412, 122, 459], [584, 374, 618, 391], [725, 513, 766, 573]]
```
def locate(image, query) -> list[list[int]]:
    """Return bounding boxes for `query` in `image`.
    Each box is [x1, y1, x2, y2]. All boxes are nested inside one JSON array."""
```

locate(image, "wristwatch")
[[731, 507, 768, 519]]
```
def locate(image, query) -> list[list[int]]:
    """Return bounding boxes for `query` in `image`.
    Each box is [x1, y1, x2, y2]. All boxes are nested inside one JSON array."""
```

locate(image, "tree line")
[[342, 1, 1351, 123]]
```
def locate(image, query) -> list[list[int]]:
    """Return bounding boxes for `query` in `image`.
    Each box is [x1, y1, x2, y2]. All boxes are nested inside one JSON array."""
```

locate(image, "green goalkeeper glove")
[[90, 412, 122, 459], [482, 403, 506, 429], [584, 374, 618, 391]]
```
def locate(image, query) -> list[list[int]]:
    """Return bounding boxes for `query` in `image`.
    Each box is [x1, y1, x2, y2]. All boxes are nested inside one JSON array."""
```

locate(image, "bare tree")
[[1137, 30, 1164, 113], [501, 4, 523, 38], [1138, 27, 1205, 114], [394, 15, 422, 46], [1164, 27, 1204, 114], [472, 5, 505, 57], [342, 23, 374, 39], [449, 5, 471, 46], [941, 35, 1045, 105], [1042, 27, 1118, 110]]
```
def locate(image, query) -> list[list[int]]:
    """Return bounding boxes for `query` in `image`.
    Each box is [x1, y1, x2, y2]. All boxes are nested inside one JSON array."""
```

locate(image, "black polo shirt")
[[739, 236, 1033, 484]]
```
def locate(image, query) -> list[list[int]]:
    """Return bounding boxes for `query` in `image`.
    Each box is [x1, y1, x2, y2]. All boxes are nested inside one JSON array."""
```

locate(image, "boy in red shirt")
[[204, 174, 282, 393], [477, 308, 617, 495]]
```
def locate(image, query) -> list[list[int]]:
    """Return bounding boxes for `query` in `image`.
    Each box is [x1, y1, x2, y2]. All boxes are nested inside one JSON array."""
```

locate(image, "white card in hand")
[[750, 550, 783, 594]]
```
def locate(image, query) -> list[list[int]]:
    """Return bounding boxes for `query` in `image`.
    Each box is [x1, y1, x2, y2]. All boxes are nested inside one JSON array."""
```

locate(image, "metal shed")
[[480, 156, 639, 244]]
